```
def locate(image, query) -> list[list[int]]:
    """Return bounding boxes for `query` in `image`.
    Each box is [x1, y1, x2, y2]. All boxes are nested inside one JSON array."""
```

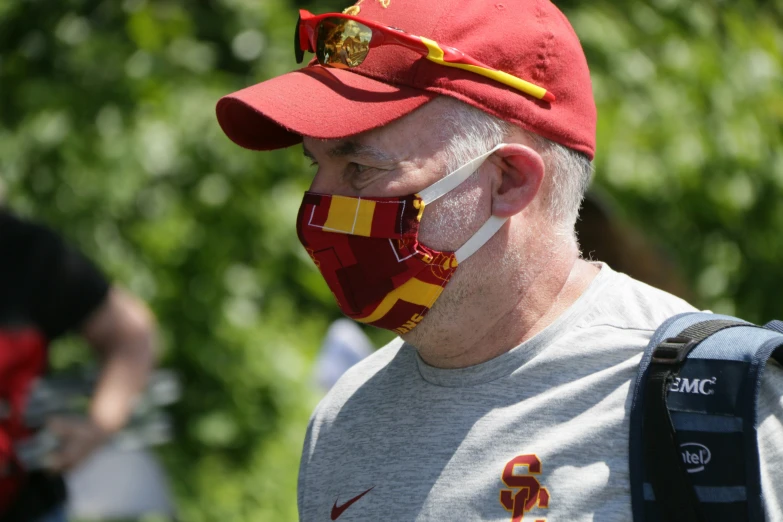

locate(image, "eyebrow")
[[302, 140, 398, 164]]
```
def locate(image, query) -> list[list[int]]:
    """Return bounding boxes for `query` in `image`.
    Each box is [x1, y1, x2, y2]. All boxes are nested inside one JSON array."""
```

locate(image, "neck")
[[405, 241, 599, 369]]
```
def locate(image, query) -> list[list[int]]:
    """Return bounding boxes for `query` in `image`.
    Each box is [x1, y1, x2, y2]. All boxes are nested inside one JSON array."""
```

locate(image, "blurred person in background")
[[313, 319, 374, 392], [0, 207, 156, 522], [216, 0, 783, 520]]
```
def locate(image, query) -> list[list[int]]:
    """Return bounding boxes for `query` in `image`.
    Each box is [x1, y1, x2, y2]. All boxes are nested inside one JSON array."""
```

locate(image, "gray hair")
[[437, 97, 593, 240]]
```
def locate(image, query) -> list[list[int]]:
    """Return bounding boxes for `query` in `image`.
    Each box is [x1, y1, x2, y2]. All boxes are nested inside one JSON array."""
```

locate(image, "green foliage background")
[[1, 0, 781, 520]]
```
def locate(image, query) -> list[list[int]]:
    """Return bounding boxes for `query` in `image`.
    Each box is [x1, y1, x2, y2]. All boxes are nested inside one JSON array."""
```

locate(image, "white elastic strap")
[[454, 215, 508, 263], [417, 143, 505, 205]]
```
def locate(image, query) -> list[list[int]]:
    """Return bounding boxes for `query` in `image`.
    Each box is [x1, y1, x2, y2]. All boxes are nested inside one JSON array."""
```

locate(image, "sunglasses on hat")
[[294, 9, 555, 103]]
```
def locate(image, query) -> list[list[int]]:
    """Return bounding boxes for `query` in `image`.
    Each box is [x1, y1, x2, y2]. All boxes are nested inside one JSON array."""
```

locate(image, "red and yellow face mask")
[[296, 145, 507, 335]]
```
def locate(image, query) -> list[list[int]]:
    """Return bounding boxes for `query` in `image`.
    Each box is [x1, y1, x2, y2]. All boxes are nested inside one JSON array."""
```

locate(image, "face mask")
[[296, 144, 508, 335]]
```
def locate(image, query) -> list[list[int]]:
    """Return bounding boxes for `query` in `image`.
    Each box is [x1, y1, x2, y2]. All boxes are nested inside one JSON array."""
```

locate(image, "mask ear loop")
[[454, 215, 507, 263], [417, 143, 505, 205], [416, 144, 509, 264]]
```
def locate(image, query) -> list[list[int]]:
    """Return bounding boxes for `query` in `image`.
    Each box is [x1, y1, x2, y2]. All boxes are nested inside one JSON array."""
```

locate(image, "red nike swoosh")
[[330, 486, 375, 520]]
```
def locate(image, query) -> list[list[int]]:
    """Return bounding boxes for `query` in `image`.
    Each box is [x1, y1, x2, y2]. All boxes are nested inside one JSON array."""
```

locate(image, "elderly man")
[[216, 0, 783, 520]]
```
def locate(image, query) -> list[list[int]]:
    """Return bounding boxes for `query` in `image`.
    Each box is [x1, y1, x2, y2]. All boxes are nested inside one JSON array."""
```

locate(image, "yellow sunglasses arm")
[[418, 37, 554, 102]]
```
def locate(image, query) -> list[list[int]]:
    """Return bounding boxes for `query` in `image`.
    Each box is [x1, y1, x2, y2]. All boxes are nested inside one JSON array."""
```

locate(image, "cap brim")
[[216, 66, 437, 151]]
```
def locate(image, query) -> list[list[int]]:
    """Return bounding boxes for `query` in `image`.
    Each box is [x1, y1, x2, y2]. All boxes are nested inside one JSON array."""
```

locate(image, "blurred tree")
[[570, 0, 783, 321], [1, 0, 782, 520]]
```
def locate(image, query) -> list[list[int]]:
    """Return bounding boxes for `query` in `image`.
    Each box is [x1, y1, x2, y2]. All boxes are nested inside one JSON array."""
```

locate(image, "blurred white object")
[[314, 319, 374, 390], [66, 446, 175, 520]]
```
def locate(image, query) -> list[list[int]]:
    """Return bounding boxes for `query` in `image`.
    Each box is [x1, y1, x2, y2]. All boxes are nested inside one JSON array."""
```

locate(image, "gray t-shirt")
[[298, 264, 783, 521]]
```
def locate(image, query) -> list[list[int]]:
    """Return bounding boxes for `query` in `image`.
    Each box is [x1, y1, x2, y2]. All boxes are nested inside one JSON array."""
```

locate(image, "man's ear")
[[487, 144, 545, 218]]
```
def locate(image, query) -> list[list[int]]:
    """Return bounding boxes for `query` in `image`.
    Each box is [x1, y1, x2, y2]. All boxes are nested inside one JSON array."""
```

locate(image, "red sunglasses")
[[294, 9, 555, 103]]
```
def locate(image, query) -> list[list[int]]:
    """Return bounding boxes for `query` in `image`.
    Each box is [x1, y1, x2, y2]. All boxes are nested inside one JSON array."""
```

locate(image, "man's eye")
[[349, 163, 372, 175], [344, 163, 386, 189]]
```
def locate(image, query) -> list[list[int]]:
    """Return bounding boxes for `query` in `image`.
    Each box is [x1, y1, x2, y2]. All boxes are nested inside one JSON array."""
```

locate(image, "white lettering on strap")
[[669, 377, 718, 396]]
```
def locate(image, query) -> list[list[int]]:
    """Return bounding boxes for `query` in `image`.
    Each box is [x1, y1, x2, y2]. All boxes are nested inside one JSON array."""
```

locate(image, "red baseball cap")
[[216, 0, 596, 159]]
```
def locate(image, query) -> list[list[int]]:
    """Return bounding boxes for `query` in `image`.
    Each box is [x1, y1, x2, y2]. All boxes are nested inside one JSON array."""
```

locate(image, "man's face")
[[302, 99, 494, 253]]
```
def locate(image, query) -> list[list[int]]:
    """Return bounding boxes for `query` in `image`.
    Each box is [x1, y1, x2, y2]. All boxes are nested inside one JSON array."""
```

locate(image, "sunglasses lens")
[[316, 18, 372, 69], [294, 15, 304, 64]]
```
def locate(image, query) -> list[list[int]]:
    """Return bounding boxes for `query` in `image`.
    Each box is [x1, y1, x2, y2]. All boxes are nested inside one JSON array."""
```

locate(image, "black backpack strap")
[[644, 319, 747, 522]]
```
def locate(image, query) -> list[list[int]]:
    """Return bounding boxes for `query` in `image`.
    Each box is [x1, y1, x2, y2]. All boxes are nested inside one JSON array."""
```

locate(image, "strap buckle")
[[651, 336, 698, 365]]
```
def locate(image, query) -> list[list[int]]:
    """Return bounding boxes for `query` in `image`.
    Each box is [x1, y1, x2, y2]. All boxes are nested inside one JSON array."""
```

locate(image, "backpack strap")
[[644, 319, 746, 522], [763, 320, 783, 336], [630, 312, 783, 522], [746, 322, 783, 520]]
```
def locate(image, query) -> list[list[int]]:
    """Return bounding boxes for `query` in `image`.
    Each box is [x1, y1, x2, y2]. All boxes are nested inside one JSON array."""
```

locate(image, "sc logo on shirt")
[[499, 454, 550, 522]]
